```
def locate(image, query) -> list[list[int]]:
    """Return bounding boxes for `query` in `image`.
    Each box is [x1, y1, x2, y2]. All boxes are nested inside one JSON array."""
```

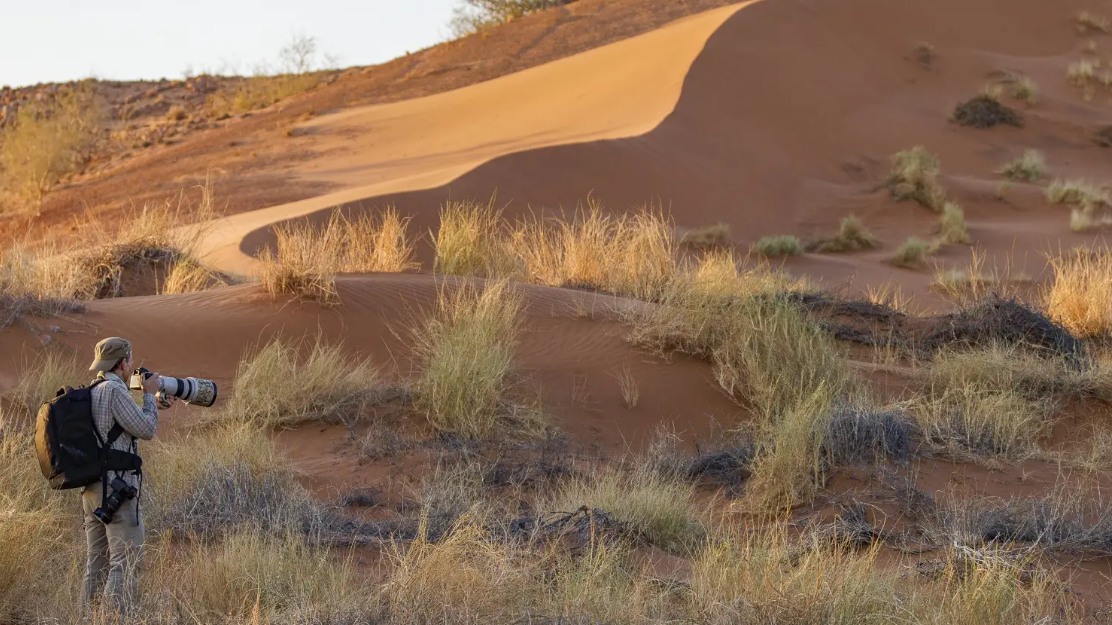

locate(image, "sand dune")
[[188, 0, 1111, 311], [193, 4, 745, 273]]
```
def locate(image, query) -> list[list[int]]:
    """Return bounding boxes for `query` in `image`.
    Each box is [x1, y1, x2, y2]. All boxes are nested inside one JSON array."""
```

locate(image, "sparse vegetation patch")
[[998, 149, 1045, 182], [1047, 248, 1112, 338], [891, 236, 935, 268], [888, 146, 947, 211], [753, 234, 802, 256], [807, 215, 879, 253], [940, 202, 970, 244]]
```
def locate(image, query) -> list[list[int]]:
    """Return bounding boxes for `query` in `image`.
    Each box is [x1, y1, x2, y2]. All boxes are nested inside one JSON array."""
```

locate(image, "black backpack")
[[34, 380, 142, 490]]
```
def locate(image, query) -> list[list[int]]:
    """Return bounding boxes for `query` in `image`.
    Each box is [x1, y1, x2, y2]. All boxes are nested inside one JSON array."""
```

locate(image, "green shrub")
[[753, 235, 802, 257]]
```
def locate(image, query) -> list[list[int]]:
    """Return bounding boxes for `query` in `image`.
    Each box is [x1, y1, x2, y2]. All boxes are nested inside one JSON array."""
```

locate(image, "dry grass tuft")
[[414, 279, 537, 438], [807, 216, 879, 253], [690, 525, 892, 624], [226, 335, 379, 428], [546, 464, 703, 553], [913, 381, 1055, 459], [891, 236, 935, 268], [1009, 76, 1039, 105], [1046, 248, 1112, 338], [261, 207, 418, 303], [435, 198, 518, 279], [888, 146, 947, 211], [146, 422, 316, 537], [940, 202, 970, 244], [753, 234, 802, 256], [513, 203, 677, 300], [998, 149, 1046, 182]]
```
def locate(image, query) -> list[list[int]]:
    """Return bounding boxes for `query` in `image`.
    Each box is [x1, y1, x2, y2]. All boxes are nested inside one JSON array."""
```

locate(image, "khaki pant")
[[81, 479, 144, 617]]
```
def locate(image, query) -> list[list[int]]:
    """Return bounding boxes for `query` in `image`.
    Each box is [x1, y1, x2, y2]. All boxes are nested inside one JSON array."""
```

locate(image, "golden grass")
[[414, 279, 533, 438], [513, 203, 677, 300], [614, 365, 639, 408], [997, 149, 1045, 182], [260, 207, 418, 303], [434, 198, 518, 279], [160, 528, 358, 619], [225, 336, 379, 429], [160, 256, 226, 295], [888, 145, 947, 211], [1046, 248, 1112, 338], [940, 202, 970, 244], [689, 525, 891, 624], [545, 464, 703, 553], [753, 235, 803, 256]]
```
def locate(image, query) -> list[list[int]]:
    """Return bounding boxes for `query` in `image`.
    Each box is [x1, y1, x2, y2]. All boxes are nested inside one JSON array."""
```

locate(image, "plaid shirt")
[[89, 371, 158, 489]]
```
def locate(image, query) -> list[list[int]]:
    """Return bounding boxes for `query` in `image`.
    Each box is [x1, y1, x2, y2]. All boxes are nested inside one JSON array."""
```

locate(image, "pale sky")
[[0, 0, 461, 88]]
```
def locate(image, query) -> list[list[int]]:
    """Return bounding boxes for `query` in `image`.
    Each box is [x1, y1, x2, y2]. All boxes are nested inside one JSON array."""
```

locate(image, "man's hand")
[[141, 372, 161, 395]]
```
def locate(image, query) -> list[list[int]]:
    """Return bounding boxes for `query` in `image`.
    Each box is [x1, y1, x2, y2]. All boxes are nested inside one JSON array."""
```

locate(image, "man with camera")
[[81, 337, 168, 617]]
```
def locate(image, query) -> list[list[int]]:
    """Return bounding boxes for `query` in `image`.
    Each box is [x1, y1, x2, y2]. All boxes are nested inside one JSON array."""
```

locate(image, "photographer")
[[80, 337, 169, 617]]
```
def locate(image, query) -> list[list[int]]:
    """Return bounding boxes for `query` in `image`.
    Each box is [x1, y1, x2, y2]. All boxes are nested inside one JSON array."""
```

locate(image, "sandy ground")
[[5, 0, 1112, 612]]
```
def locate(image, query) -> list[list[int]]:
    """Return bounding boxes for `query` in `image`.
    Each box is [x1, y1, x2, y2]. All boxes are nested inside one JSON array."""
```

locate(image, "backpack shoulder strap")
[[87, 378, 119, 448]]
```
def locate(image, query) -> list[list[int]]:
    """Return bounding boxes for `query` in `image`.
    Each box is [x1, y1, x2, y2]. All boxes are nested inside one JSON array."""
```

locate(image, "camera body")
[[93, 477, 138, 524], [129, 367, 218, 407]]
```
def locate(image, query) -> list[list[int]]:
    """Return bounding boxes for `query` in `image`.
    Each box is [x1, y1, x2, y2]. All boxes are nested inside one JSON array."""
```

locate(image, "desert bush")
[[226, 336, 379, 428], [512, 204, 677, 300], [754, 235, 802, 256], [414, 279, 532, 438], [807, 216, 878, 253], [892, 236, 934, 268], [145, 422, 317, 537], [546, 464, 703, 553], [939, 202, 969, 244], [337, 207, 419, 273], [434, 199, 518, 279], [888, 146, 947, 211], [953, 94, 1023, 128], [997, 149, 1045, 182], [1046, 248, 1112, 338], [679, 223, 732, 250], [0, 82, 103, 211], [449, 0, 573, 37]]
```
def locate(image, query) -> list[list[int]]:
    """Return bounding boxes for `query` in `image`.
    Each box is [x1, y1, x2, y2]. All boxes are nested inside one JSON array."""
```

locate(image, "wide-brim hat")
[[89, 337, 132, 372]]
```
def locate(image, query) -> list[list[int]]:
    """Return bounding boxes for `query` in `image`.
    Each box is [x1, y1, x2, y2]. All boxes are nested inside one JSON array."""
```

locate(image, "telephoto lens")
[[93, 477, 138, 524], [130, 367, 219, 407]]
